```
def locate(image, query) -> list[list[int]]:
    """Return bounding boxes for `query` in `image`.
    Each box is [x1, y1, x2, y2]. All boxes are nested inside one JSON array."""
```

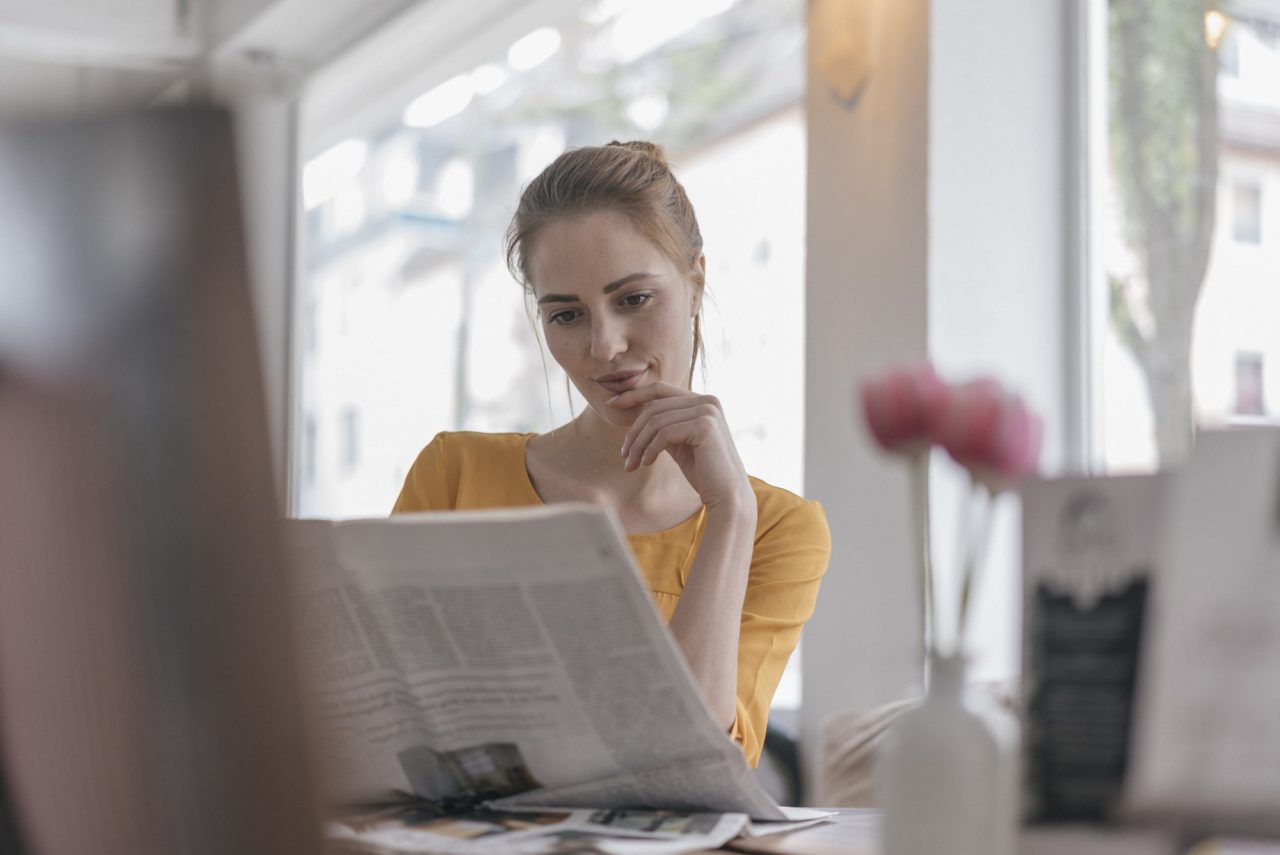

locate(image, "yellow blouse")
[[391, 431, 830, 767]]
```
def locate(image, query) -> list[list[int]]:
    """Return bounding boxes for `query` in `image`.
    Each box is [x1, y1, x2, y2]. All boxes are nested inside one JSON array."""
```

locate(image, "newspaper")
[[288, 504, 793, 833], [323, 805, 750, 855], [321, 806, 832, 855]]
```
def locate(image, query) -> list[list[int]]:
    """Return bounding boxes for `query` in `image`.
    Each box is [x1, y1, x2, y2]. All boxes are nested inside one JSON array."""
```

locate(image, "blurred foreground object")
[[1019, 429, 1280, 841], [1126, 428, 1280, 833], [0, 108, 319, 854], [1019, 472, 1168, 824]]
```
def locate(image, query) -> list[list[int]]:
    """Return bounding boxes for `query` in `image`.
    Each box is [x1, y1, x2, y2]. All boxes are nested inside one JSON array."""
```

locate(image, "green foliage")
[[1109, 0, 1219, 251]]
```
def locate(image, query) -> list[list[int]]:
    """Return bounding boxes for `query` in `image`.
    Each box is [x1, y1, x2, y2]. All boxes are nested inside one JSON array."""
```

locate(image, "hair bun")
[[607, 140, 669, 167]]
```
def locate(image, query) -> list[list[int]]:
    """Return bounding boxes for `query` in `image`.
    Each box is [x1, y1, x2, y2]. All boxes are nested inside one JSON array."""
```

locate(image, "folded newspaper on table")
[[289, 504, 827, 854], [323, 805, 753, 855]]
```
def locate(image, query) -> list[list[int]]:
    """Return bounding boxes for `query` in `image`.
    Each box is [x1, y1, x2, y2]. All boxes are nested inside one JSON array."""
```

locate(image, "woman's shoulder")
[[422, 430, 535, 458], [394, 431, 535, 514], [747, 475, 831, 545]]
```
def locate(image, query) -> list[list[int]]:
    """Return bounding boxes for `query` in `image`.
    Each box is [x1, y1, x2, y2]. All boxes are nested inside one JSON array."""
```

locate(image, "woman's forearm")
[[667, 496, 756, 731]]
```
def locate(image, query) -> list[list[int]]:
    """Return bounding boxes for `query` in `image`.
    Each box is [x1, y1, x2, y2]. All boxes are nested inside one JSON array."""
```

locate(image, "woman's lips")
[[596, 368, 647, 395]]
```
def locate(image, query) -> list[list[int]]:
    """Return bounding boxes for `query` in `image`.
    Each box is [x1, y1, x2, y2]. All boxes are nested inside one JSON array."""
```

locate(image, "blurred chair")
[[822, 684, 1017, 807], [753, 721, 805, 806], [0, 108, 319, 855], [821, 698, 919, 807]]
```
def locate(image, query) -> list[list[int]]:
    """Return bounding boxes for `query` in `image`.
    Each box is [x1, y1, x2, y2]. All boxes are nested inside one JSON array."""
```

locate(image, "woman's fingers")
[[620, 394, 702, 458], [625, 408, 698, 471], [607, 381, 688, 411], [625, 402, 721, 471], [641, 419, 717, 467]]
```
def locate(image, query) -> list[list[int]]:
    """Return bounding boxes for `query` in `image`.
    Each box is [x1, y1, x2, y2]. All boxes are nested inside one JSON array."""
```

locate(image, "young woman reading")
[[392, 141, 830, 767]]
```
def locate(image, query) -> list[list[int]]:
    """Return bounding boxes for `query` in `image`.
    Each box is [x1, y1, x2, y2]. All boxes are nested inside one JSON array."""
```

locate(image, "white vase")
[[874, 651, 1018, 855]]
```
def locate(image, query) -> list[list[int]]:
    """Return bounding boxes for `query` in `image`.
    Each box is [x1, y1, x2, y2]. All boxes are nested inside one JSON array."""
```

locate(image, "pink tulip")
[[936, 378, 1042, 489], [859, 363, 950, 455]]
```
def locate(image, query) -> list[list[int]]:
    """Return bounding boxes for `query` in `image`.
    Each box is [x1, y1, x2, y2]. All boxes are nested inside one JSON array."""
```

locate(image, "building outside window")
[[1096, 2, 1280, 473]]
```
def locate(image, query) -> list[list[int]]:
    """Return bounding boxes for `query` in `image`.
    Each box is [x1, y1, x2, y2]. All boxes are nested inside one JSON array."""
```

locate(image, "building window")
[[304, 416, 317, 484], [339, 407, 360, 471], [304, 298, 318, 355], [1235, 352, 1266, 416], [1233, 182, 1262, 244]]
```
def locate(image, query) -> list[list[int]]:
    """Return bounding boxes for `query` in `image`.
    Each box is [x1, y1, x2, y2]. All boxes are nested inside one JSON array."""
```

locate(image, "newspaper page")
[[288, 504, 788, 823]]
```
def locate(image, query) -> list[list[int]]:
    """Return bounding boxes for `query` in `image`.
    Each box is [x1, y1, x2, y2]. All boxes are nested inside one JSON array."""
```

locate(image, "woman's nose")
[[589, 316, 626, 361]]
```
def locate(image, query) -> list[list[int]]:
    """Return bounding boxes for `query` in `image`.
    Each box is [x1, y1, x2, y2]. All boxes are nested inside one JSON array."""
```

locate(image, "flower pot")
[[873, 651, 1018, 855]]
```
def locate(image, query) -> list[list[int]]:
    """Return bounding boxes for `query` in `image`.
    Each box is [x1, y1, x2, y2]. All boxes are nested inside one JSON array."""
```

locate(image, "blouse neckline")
[[516, 432, 706, 539]]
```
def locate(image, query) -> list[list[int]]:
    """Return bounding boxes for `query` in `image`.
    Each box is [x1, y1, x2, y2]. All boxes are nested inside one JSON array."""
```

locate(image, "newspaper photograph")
[[287, 504, 791, 829]]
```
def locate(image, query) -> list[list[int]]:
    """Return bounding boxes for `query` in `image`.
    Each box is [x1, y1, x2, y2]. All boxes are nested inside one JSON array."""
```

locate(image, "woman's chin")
[[591, 403, 639, 429]]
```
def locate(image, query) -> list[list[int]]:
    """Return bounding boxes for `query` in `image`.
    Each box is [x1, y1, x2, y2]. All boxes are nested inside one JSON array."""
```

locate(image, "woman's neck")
[[552, 410, 692, 507]]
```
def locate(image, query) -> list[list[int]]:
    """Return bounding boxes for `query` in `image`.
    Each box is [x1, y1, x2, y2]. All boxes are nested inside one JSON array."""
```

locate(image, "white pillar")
[[802, 0, 1070, 802], [802, 0, 932, 801]]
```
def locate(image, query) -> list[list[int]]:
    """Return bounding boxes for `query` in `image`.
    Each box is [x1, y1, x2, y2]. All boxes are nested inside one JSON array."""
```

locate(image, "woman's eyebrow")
[[536, 272, 658, 305]]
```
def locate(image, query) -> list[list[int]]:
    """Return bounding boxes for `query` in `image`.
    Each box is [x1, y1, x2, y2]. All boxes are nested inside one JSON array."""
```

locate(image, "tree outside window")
[[1100, 0, 1280, 470]]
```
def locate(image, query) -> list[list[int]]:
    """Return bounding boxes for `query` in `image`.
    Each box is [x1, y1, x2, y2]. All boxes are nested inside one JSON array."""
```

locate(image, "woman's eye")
[[622, 293, 652, 308], [548, 310, 578, 325]]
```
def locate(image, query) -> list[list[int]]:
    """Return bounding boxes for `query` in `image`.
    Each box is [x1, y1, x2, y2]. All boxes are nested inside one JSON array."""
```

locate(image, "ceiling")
[[0, 0, 424, 117]]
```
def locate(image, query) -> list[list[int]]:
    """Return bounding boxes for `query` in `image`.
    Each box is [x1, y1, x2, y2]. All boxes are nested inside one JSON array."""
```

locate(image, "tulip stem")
[[910, 452, 935, 666], [957, 481, 996, 648]]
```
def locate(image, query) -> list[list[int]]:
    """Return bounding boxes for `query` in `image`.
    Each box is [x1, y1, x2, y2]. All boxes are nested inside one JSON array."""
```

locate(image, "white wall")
[[927, 0, 1068, 683]]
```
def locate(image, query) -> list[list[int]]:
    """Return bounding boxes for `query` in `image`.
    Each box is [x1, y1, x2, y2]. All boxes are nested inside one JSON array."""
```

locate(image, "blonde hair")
[[505, 140, 706, 385]]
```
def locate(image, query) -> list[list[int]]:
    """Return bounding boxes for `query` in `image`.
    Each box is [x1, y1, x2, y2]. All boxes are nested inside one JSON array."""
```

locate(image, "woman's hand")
[[610, 382, 753, 511]]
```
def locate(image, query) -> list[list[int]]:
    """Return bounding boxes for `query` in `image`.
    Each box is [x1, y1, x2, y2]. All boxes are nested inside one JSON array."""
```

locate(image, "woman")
[[392, 141, 829, 767]]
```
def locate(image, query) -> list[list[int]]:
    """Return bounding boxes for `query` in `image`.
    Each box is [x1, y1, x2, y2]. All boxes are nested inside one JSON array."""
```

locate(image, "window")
[[294, 0, 807, 708], [1233, 181, 1262, 244], [1234, 352, 1265, 416], [295, 0, 805, 518], [304, 416, 317, 485], [1093, 2, 1280, 472], [339, 407, 360, 472]]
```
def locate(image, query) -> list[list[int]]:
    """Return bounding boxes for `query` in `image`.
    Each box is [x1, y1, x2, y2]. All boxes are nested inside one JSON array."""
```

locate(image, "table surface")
[[719, 810, 879, 855]]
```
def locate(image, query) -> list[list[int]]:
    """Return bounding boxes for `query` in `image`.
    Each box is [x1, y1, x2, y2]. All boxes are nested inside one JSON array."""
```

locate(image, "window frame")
[[1065, 0, 1105, 476]]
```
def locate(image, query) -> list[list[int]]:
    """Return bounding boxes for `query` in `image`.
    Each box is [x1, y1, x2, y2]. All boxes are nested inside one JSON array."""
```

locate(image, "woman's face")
[[526, 210, 703, 429]]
